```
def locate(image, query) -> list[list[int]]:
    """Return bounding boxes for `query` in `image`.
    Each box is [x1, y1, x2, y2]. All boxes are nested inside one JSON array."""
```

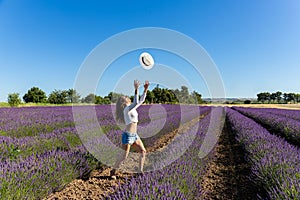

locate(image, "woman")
[[111, 80, 149, 177]]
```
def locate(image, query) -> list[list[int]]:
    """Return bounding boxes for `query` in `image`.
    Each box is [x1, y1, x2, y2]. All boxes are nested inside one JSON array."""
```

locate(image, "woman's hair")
[[115, 96, 127, 123]]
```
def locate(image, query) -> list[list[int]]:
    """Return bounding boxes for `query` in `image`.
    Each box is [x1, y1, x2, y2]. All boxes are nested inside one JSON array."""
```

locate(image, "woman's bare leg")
[[111, 144, 131, 175], [132, 139, 146, 173]]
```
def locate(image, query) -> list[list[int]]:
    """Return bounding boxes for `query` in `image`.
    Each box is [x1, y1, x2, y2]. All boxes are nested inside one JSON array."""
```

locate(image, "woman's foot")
[[138, 169, 144, 176], [110, 169, 117, 180]]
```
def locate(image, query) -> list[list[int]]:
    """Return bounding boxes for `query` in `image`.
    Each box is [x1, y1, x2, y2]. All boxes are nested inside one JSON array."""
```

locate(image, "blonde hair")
[[115, 96, 127, 123]]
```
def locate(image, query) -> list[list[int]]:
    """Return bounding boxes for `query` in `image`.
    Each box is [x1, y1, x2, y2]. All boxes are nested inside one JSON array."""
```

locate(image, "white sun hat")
[[139, 52, 154, 70]]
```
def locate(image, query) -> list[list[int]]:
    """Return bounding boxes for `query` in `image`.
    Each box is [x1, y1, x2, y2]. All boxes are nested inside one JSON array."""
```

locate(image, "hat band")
[[142, 57, 149, 66]]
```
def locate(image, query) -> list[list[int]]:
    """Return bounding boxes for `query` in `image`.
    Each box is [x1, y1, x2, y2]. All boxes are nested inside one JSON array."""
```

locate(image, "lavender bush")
[[233, 107, 300, 146], [254, 107, 300, 121], [0, 146, 91, 199], [227, 108, 300, 199]]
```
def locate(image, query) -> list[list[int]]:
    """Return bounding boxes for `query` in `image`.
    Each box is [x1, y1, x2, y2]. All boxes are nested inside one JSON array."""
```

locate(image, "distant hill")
[[203, 98, 256, 103]]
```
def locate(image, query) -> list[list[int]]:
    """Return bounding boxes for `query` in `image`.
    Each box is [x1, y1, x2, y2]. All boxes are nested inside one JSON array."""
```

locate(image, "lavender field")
[[0, 105, 299, 199]]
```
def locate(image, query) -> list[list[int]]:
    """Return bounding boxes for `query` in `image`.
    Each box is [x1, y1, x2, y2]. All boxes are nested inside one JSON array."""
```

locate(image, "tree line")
[[257, 91, 300, 104], [7, 85, 203, 107]]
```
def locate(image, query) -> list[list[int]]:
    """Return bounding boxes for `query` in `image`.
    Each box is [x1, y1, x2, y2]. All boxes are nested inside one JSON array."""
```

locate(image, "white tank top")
[[123, 92, 146, 125]]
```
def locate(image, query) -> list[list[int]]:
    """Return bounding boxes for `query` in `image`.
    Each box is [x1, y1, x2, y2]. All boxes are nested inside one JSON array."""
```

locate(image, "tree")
[[145, 90, 155, 104], [160, 89, 170, 103], [8, 93, 21, 107], [95, 95, 110, 104], [23, 87, 47, 103], [48, 90, 68, 104], [265, 92, 271, 103], [282, 93, 296, 104], [82, 93, 96, 103], [275, 91, 282, 103], [147, 85, 201, 104], [95, 95, 102, 104], [180, 86, 190, 103], [295, 94, 300, 103], [287, 93, 296, 103], [106, 92, 123, 103], [167, 89, 178, 103], [152, 85, 162, 103], [244, 100, 251, 104], [257, 92, 270, 103], [172, 89, 180, 103], [191, 91, 202, 104], [283, 93, 288, 103], [66, 89, 81, 103], [270, 93, 277, 103]]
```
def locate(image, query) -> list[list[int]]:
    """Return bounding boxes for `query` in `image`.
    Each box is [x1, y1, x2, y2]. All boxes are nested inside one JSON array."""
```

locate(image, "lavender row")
[[250, 107, 300, 121], [0, 146, 93, 200], [141, 105, 210, 147], [0, 106, 75, 137], [0, 105, 128, 137], [106, 107, 225, 199], [0, 127, 81, 163], [226, 108, 300, 199], [233, 106, 300, 146]]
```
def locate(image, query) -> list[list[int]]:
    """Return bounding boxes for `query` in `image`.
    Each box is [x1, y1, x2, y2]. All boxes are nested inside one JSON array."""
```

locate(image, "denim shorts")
[[122, 132, 140, 145]]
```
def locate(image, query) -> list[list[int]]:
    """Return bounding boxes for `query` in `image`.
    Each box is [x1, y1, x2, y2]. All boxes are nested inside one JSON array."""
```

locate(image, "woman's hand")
[[144, 80, 149, 91], [134, 80, 140, 90]]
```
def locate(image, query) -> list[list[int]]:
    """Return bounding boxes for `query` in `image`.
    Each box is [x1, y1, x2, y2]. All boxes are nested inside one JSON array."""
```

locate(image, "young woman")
[[111, 80, 149, 177]]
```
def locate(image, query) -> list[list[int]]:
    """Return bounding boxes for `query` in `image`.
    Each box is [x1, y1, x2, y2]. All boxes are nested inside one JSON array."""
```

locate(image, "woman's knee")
[[140, 148, 146, 157]]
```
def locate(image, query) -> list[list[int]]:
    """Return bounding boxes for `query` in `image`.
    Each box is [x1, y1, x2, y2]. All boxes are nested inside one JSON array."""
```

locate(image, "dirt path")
[[45, 115, 205, 200], [200, 123, 259, 200]]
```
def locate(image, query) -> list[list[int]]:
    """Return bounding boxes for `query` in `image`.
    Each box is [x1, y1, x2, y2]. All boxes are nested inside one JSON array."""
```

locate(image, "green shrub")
[[8, 93, 21, 107]]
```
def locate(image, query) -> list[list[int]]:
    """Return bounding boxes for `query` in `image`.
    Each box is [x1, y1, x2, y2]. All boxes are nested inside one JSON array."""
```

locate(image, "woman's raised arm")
[[129, 80, 149, 110]]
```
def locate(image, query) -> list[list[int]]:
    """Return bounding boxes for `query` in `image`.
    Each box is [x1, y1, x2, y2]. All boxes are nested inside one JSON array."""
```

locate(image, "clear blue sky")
[[1, 0, 300, 102]]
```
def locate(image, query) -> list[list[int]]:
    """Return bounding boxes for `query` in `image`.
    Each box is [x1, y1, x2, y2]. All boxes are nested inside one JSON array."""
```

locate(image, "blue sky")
[[0, 0, 300, 102]]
